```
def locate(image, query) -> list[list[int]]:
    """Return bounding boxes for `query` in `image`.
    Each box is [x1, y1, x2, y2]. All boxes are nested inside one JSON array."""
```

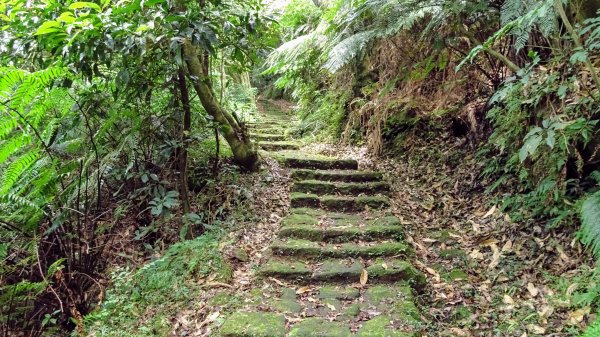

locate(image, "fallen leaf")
[[269, 277, 285, 286], [381, 263, 388, 270], [566, 283, 578, 296], [503, 294, 515, 304], [501, 240, 513, 252], [527, 324, 545, 334], [569, 307, 590, 324], [325, 303, 336, 311], [296, 286, 311, 295], [360, 269, 368, 285], [527, 282, 539, 297], [489, 244, 501, 269], [483, 205, 497, 218]]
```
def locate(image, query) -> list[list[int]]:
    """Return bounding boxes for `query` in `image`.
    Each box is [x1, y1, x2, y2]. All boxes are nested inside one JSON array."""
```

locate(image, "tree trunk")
[[181, 40, 260, 172], [177, 67, 192, 215]]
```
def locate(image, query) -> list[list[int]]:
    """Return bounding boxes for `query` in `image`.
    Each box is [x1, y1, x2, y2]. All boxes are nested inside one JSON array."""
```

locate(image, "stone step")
[[270, 239, 411, 259], [273, 151, 358, 170], [220, 282, 421, 336], [260, 141, 300, 151], [258, 257, 426, 289], [252, 133, 287, 141], [292, 169, 384, 182], [278, 221, 404, 242], [293, 180, 390, 196], [290, 193, 389, 212]]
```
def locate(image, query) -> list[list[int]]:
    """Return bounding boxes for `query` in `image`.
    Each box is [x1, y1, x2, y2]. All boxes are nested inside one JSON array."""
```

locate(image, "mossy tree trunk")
[[181, 40, 260, 172]]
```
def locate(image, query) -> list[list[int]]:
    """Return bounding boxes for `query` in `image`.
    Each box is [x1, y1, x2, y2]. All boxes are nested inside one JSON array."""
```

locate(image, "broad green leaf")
[[519, 134, 542, 162], [68, 2, 101, 12], [35, 21, 61, 35]]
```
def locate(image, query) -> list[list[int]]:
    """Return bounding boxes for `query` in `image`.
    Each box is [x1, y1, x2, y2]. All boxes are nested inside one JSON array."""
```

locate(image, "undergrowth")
[[84, 234, 231, 336]]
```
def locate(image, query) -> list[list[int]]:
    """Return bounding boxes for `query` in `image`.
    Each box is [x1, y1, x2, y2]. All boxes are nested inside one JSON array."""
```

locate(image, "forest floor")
[[176, 100, 595, 337]]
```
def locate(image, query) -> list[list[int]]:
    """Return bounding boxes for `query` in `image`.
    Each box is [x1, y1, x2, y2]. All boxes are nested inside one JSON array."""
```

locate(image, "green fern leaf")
[[0, 150, 40, 194], [580, 191, 600, 258]]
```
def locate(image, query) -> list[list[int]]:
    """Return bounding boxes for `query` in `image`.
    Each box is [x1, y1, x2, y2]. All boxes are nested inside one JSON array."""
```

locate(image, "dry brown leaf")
[[269, 277, 285, 286], [527, 282, 539, 297], [489, 244, 501, 269], [569, 307, 590, 324], [501, 240, 513, 252], [381, 263, 388, 270], [360, 269, 368, 285], [527, 325, 545, 334], [503, 294, 515, 305], [296, 286, 311, 295], [483, 205, 497, 218], [325, 303, 336, 311]]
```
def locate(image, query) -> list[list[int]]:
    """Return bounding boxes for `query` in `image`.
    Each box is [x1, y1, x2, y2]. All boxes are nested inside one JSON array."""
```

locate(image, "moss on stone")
[[220, 312, 285, 337], [444, 269, 469, 281], [364, 284, 412, 306], [366, 259, 426, 289], [252, 133, 286, 142], [208, 291, 237, 306], [289, 208, 325, 216], [342, 303, 362, 318], [258, 259, 311, 280], [356, 195, 390, 209], [293, 180, 390, 196], [357, 316, 414, 337], [271, 239, 322, 257], [318, 286, 360, 300], [291, 169, 384, 182], [390, 300, 422, 326], [439, 249, 467, 260], [313, 259, 363, 282], [281, 213, 319, 227], [321, 196, 355, 211], [290, 192, 320, 208], [368, 216, 402, 227], [260, 141, 300, 151], [289, 318, 352, 337], [274, 151, 358, 170], [271, 298, 302, 313], [333, 242, 411, 258]]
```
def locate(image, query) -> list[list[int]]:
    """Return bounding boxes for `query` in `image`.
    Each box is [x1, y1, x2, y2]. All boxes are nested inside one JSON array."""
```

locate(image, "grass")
[[84, 233, 232, 336]]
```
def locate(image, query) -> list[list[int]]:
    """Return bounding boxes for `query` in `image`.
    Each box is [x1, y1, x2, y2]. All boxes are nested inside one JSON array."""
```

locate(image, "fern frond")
[[0, 150, 40, 194], [580, 191, 600, 258], [324, 30, 376, 73]]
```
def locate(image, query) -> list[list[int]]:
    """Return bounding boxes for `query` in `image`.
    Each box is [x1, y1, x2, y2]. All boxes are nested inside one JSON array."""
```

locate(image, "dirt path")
[[218, 102, 426, 336]]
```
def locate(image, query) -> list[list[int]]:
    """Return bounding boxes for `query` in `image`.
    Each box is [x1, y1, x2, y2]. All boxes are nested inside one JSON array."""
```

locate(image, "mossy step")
[[273, 151, 358, 170], [292, 169, 384, 182], [220, 312, 285, 337], [260, 141, 300, 151], [270, 239, 411, 259], [278, 221, 404, 242], [290, 193, 390, 211], [289, 318, 352, 337], [258, 258, 425, 288], [251, 133, 287, 141], [293, 180, 390, 196]]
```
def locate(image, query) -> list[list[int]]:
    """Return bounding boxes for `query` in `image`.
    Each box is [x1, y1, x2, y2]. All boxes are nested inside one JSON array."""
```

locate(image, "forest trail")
[[219, 102, 425, 336]]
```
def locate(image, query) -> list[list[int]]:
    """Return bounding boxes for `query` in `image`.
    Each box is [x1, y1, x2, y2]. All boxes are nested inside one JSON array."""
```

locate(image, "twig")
[[35, 237, 64, 314]]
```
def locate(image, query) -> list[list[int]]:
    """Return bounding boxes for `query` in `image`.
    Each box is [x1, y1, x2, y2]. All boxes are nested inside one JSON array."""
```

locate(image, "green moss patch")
[[366, 259, 426, 289], [313, 259, 364, 282], [291, 169, 384, 182], [281, 213, 319, 227], [289, 318, 352, 337], [258, 259, 311, 280], [220, 312, 286, 337], [293, 180, 390, 196], [318, 286, 360, 300], [357, 316, 414, 337]]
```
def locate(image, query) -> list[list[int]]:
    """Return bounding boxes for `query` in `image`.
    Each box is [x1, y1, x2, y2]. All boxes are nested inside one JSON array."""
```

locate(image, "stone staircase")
[[220, 102, 425, 337]]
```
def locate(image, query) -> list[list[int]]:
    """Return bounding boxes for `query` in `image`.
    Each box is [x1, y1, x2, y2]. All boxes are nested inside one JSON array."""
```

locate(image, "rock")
[[220, 312, 285, 337]]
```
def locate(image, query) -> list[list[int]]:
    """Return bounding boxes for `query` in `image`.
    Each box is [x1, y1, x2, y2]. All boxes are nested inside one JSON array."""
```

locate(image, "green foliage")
[[581, 191, 600, 258], [85, 234, 231, 336], [581, 318, 600, 337]]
